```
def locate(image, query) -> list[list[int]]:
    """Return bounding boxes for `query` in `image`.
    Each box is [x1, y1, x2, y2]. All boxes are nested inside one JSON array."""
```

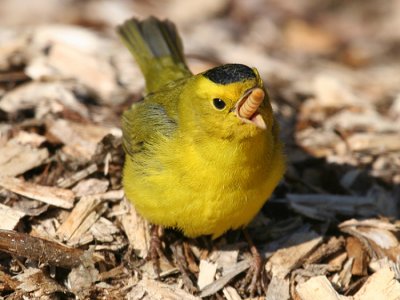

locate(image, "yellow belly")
[[123, 134, 285, 238]]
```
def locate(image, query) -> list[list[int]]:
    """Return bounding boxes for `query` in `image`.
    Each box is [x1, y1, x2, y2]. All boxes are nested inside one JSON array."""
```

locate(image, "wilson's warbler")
[[118, 17, 285, 239]]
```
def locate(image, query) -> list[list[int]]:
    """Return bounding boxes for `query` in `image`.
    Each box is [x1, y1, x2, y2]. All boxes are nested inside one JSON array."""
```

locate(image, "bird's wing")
[[122, 101, 177, 158]]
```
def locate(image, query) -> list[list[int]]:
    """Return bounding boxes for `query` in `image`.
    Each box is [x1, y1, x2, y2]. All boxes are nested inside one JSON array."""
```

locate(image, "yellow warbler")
[[118, 17, 285, 239]]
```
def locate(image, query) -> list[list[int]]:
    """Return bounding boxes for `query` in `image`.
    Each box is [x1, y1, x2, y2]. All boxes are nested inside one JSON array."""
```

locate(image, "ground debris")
[[0, 229, 83, 268], [265, 276, 290, 300], [281, 193, 386, 221], [266, 228, 323, 278], [16, 268, 68, 297], [67, 249, 99, 299], [296, 275, 345, 300], [47, 118, 120, 161], [0, 176, 75, 209], [0, 0, 399, 298], [56, 190, 123, 243], [0, 138, 49, 178], [0, 81, 90, 119], [197, 259, 217, 290], [296, 267, 400, 300], [0, 203, 25, 230], [127, 276, 201, 300], [118, 198, 150, 258], [339, 218, 400, 261], [199, 260, 250, 298]]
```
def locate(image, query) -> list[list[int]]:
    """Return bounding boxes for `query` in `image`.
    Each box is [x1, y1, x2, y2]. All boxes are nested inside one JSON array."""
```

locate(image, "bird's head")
[[179, 64, 275, 141]]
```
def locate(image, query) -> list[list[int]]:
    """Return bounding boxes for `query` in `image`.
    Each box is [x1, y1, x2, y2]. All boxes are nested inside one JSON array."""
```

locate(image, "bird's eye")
[[213, 98, 226, 110]]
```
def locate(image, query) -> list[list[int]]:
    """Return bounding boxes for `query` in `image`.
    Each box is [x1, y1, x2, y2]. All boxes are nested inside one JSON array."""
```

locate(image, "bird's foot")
[[239, 230, 265, 296], [148, 226, 197, 292], [170, 240, 198, 293], [148, 224, 170, 278]]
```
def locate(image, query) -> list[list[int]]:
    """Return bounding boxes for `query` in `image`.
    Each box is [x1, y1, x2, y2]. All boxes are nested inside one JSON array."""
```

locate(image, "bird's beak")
[[234, 87, 267, 130]]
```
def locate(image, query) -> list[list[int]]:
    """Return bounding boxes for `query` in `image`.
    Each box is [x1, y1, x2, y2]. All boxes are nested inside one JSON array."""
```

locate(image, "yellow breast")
[[123, 127, 285, 238]]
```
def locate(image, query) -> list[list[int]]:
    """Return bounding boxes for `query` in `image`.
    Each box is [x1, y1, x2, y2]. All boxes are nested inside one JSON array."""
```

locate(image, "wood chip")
[[296, 276, 344, 300], [340, 218, 400, 232], [312, 74, 360, 107], [45, 43, 117, 100], [67, 250, 99, 299], [353, 267, 400, 300], [68, 203, 108, 246], [0, 38, 25, 70], [212, 244, 240, 271], [0, 81, 90, 119], [30, 24, 111, 55], [340, 218, 400, 259], [0, 142, 49, 178], [347, 133, 400, 153], [295, 127, 346, 158], [297, 267, 400, 300], [284, 194, 383, 221], [328, 252, 348, 272], [97, 265, 127, 282], [48, 119, 116, 160], [0, 203, 25, 230], [127, 276, 201, 300], [30, 217, 59, 241], [324, 109, 398, 133], [0, 230, 83, 269], [119, 198, 150, 258], [332, 257, 354, 290], [71, 178, 109, 197], [197, 260, 217, 290], [0, 177, 75, 209], [199, 260, 250, 298], [285, 19, 338, 55], [13, 198, 49, 217], [356, 228, 399, 249], [56, 190, 123, 242], [266, 230, 322, 277], [0, 270, 19, 292], [90, 217, 120, 243], [369, 257, 399, 275], [222, 286, 241, 300], [266, 276, 290, 300], [346, 237, 368, 276], [305, 236, 344, 265], [57, 163, 98, 189], [16, 268, 67, 296], [293, 264, 331, 281], [12, 131, 46, 148]]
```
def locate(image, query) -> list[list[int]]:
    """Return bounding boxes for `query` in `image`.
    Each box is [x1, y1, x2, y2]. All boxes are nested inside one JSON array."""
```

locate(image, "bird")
[[117, 16, 285, 293]]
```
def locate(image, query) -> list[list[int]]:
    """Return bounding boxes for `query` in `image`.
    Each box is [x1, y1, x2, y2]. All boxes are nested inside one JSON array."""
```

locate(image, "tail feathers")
[[118, 16, 191, 93]]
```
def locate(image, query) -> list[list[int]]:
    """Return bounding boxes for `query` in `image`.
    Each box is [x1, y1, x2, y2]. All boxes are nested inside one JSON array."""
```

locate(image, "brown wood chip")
[[0, 203, 26, 230], [127, 276, 201, 300], [0, 143, 49, 178], [346, 236, 368, 276], [199, 260, 250, 298], [0, 177, 75, 209], [296, 275, 343, 300], [0, 230, 83, 269]]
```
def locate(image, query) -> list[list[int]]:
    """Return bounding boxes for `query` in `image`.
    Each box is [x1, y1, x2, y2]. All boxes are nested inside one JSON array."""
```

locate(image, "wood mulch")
[[0, 0, 399, 299]]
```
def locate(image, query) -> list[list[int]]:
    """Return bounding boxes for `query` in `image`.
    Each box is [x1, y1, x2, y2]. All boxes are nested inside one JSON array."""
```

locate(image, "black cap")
[[203, 64, 256, 85]]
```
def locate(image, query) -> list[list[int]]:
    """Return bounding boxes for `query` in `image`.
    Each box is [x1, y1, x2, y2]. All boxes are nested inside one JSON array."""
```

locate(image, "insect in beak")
[[234, 87, 267, 130]]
